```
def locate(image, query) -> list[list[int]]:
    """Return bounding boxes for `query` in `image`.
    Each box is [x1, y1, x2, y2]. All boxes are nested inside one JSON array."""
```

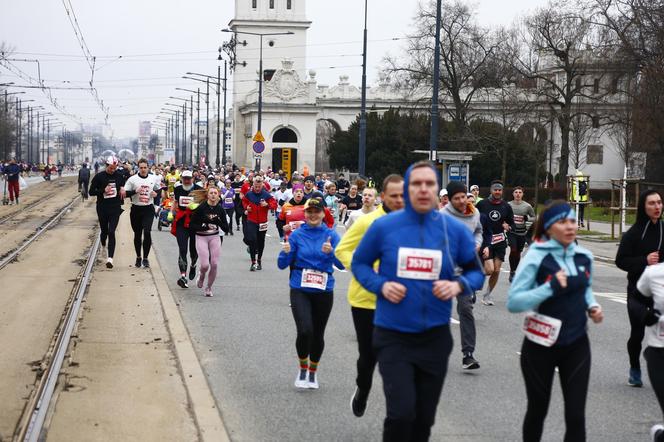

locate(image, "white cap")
[[470, 185, 479, 191], [181, 170, 193, 178], [105, 156, 118, 166], [439, 189, 448, 197]]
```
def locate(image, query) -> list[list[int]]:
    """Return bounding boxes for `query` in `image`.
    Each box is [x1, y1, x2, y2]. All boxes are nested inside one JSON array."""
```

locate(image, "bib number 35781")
[[397, 247, 442, 281], [523, 312, 562, 347]]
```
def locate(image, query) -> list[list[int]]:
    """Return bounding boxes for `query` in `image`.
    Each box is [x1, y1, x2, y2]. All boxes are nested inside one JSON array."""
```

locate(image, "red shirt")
[[242, 192, 277, 224], [240, 181, 271, 196], [279, 203, 335, 240]]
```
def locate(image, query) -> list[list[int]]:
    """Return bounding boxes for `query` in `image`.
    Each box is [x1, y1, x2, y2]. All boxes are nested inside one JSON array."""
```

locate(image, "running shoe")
[[142, 259, 150, 268], [307, 371, 319, 389], [230, 230, 234, 236], [350, 387, 369, 417], [462, 353, 480, 370], [508, 272, 515, 283], [188, 265, 196, 281], [197, 275, 204, 289], [294, 369, 308, 389], [256, 262, 262, 271], [250, 263, 257, 272], [204, 287, 213, 297], [177, 276, 189, 289], [106, 257, 114, 269], [236, 225, 240, 231], [651, 424, 664, 442], [481, 293, 494, 306], [628, 368, 643, 387], [135, 257, 142, 268]]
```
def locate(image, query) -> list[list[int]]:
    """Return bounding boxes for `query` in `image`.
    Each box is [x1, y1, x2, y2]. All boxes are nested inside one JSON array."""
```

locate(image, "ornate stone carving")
[[264, 59, 308, 102]]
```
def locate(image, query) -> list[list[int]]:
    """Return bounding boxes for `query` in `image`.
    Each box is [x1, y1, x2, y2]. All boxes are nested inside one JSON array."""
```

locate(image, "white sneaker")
[[294, 369, 308, 389], [307, 371, 319, 389], [482, 293, 494, 306], [651, 424, 664, 441], [106, 257, 114, 269]]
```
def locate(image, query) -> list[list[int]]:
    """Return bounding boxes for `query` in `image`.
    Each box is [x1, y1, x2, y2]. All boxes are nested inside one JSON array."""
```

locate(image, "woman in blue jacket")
[[278, 197, 343, 390], [507, 201, 603, 442]]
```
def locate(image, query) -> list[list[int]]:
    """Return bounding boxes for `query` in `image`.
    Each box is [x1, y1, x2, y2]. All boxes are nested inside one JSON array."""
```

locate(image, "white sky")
[[0, 0, 550, 138]]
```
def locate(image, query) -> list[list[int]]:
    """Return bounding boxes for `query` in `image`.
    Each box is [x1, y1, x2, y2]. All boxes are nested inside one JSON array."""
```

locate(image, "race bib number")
[[289, 220, 304, 231], [179, 196, 193, 207], [259, 222, 269, 232], [301, 269, 328, 291], [523, 312, 562, 347], [138, 185, 151, 204], [491, 233, 506, 245], [514, 215, 524, 224], [397, 247, 442, 281], [104, 182, 117, 199], [225, 198, 233, 205]]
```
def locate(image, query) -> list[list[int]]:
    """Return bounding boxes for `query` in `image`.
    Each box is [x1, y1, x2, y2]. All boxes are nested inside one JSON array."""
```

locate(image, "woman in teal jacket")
[[507, 201, 603, 442], [278, 197, 343, 390]]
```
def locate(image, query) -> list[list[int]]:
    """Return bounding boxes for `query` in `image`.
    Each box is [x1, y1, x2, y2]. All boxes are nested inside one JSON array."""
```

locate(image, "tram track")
[[0, 178, 77, 227]]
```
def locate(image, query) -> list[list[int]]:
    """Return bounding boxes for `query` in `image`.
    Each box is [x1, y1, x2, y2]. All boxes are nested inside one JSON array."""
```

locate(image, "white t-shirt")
[[637, 262, 664, 348], [124, 173, 161, 206], [345, 207, 374, 229]]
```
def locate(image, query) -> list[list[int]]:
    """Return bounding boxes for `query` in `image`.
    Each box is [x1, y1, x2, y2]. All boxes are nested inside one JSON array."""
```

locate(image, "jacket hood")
[[636, 189, 663, 225]]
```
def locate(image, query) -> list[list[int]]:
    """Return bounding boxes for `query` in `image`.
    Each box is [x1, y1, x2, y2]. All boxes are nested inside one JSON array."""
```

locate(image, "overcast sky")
[[0, 0, 550, 138]]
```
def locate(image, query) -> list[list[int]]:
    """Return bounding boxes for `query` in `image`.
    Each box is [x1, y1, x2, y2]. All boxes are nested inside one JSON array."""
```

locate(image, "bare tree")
[[569, 113, 593, 170]]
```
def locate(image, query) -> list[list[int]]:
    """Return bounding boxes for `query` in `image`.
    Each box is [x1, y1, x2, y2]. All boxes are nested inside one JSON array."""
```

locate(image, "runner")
[[507, 201, 603, 442], [476, 180, 515, 306], [165, 166, 180, 195], [220, 179, 235, 235], [242, 176, 277, 271], [470, 184, 482, 203], [302, 175, 317, 201], [352, 161, 484, 440], [508, 186, 536, 283], [323, 182, 340, 225], [171, 170, 203, 288], [636, 261, 664, 441], [438, 189, 449, 209], [344, 187, 377, 229], [189, 185, 229, 297], [88, 156, 126, 268], [274, 181, 291, 242], [335, 174, 404, 417], [336, 173, 350, 201], [231, 173, 245, 232], [124, 158, 161, 268], [442, 181, 483, 370], [278, 197, 343, 389], [340, 184, 362, 223], [616, 190, 664, 387], [78, 163, 90, 200]]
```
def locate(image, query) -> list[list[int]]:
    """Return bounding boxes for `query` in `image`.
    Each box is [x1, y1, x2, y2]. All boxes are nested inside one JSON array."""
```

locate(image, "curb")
[[595, 255, 615, 265], [150, 250, 231, 442]]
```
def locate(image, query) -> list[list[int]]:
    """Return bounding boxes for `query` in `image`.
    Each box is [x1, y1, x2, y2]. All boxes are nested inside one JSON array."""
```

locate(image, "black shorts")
[[489, 241, 507, 261], [508, 233, 527, 253]]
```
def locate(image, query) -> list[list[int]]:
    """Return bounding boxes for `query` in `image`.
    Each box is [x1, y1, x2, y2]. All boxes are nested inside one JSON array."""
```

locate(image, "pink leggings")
[[195, 235, 222, 289]]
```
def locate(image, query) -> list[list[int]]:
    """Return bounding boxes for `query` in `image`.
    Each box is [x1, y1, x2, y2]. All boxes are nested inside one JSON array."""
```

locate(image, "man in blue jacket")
[[352, 161, 484, 442]]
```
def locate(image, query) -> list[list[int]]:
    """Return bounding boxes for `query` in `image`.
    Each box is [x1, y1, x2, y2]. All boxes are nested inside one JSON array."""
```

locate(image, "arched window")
[[272, 128, 298, 143]]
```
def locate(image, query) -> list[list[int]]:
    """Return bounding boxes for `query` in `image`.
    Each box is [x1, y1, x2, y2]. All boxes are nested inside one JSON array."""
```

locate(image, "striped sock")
[[299, 357, 309, 370], [309, 360, 319, 373]]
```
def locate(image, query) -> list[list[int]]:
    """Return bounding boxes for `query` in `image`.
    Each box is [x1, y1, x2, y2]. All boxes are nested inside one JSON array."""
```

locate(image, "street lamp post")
[[358, 0, 368, 177], [176, 88, 201, 166], [429, 0, 442, 164], [162, 107, 181, 164], [222, 28, 294, 171]]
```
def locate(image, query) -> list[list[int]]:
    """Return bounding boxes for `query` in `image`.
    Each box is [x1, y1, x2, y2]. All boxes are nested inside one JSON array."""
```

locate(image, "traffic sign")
[[253, 152, 263, 159], [253, 141, 265, 154], [252, 131, 265, 142]]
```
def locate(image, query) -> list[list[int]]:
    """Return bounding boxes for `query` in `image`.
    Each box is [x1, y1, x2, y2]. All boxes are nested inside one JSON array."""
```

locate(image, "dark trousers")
[[457, 295, 476, 355], [290, 289, 334, 362], [97, 205, 122, 258], [244, 221, 267, 262], [175, 220, 197, 273], [224, 208, 235, 231], [627, 294, 647, 370], [373, 325, 452, 442], [520, 334, 591, 442], [234, 202, 244, 227], [645, 346, 664, 423], [78, 179, 89, 199], [276, 218, 285, 239], [130, 204, 154, 259], [351, 307, 377, 392], [508, 233, 527, 273], [7, 180, 19, 201]]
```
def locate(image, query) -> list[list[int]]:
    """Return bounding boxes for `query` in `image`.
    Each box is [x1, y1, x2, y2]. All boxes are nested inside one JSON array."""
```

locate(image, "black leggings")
[[175, 220, 197, 273], [627, 294, 647, 370], [224, 208, 235, 231], [234, 202, 243, 227], [290, 289, 333, 363], [352, 306, 377, 392], [645, 346, 664, 424], [520, 334, 591, 442], [508, 233, 527, 273], [130, 205, 154, 259], [244, 221, 267, 262], [97, 205, 122, 258]]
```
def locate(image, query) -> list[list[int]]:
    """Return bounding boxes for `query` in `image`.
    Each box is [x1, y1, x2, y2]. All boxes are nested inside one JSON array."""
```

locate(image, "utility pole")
[[196, 89, 200, 166], [189, 96, 194, 166], [358, 0, 368, 176], [429, 0, 442, 164], [205, 79, 210, 167], [222, 61, 228, 168]]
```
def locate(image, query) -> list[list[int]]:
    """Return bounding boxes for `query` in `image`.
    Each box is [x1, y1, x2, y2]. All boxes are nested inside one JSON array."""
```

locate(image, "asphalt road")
[[151, 218, 661, 442]]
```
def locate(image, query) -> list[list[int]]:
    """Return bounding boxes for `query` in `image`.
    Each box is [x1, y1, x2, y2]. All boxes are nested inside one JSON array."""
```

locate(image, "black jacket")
[[78, 167, 90, 183], [88, 170, 126, 209], [616, 219, 664, 295]]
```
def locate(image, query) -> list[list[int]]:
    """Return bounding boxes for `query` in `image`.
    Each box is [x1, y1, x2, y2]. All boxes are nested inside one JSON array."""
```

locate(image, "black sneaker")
[[230, 230, 234, 236], [135, 257, 142, 268], [351, 387, 369, 417], [236, 225, 240, 231], [508, 272, 515, 283], [256, 262, 262, 271], [250, 263, 257, 271], [177, 276, 189, 288], [189, 265, 196, 281], [462, 353, 480, 370], [142, 259, 150, 268]]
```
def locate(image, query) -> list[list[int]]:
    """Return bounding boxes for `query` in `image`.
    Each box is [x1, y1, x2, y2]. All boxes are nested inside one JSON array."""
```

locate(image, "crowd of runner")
[[43, 154, 664, 441]]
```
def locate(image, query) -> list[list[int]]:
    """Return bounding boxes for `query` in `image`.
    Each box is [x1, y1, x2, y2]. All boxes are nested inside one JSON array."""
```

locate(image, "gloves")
[[645, 308, 662, 327]]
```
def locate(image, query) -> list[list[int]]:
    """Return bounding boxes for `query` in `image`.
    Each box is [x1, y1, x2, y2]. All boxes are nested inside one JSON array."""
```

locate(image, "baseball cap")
[[181, 170, 193, 178], [470, 185, 479, 191], [439, 189, 448, 197], [105, 156, 118, 166], [304, 175, 315, 183], [304, 198, 324, 211]]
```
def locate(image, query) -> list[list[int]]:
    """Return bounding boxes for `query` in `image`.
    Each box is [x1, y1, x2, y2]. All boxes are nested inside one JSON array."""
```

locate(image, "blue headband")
[[542, 204, 576, 231]]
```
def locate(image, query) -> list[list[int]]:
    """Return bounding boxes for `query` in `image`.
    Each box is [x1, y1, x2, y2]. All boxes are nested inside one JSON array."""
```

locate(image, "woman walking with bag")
[[507, 201, 603, 442]]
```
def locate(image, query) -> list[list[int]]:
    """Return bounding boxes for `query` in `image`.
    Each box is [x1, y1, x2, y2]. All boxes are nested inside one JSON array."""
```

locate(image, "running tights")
[[520, 334, 591, 442], [195, 235, 221, 289], [351, 307, 377, 392], [130, 205, 154, 259], [245, 221, 267, 263], [175, 221, 197, 273], [290, 289, 333, 363], [97, 206, 122, 258], [224, 208, 235, 231], [627, 295, 647, 370], [509, 234, 527, 273]]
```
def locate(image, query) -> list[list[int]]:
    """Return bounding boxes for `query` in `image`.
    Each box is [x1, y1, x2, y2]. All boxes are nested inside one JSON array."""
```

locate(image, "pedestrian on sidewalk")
[[616, 190, 664, 387], [88, 156, 126, 268], [189, 186, 229, 297], [4, 158, 21, 205], [507, 201, 603, 442], [351, 162, 484, 441], [278, 197, 343, 389]]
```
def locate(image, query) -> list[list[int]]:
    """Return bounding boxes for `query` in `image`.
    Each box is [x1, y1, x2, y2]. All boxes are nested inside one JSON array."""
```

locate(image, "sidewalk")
[[46, 213, 210, 441], [576, 220, 624, 264]]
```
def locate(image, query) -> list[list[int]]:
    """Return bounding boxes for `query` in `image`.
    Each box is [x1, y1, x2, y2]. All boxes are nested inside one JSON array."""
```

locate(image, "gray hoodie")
[[442, 204, 483, 248]]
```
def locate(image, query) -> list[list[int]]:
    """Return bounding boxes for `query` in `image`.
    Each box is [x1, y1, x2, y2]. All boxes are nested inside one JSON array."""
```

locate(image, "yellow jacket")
[[335, 205, 386, 309]]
